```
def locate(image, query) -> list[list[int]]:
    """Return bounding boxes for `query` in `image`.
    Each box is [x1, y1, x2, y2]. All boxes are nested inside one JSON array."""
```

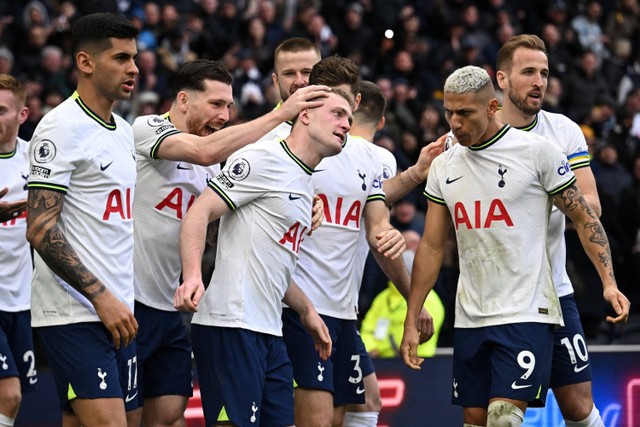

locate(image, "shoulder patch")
[[147, 115, 166, 127], [382, 164, 393, 180], [228, 158, 250, 181], [33, 139, 57, 163]]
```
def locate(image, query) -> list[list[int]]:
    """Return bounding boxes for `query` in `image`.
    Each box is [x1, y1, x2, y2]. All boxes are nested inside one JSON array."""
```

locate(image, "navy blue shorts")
[[282, 308, 365, 406], [452, 323, 554, 408], [192, 325, 293, 427], [0, 310, 37, 392], [135, 301, 193, 402], [550, 294, 593, 388], [37, 322, 138, 412], [356, 331, 375, 378]]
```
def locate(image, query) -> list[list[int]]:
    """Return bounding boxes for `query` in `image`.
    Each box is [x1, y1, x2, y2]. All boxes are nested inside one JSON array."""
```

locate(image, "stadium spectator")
[[0, 48, 14, 75], [562, 50, 610, 123], [334, 2, 374, 60], [571, 0, 608, 66]]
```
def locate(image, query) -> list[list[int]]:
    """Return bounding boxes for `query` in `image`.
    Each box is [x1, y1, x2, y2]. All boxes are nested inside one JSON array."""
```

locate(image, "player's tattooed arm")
[[554, 183, 630, 323], [555, 183, 608, 247], [26, 189, 106, 299]]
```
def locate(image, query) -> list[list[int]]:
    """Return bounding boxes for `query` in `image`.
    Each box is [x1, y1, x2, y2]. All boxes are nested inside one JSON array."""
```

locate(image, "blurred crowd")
[[2, 0, 640, 346]]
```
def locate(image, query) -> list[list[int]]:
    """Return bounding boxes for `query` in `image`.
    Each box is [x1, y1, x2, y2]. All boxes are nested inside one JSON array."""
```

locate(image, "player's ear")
[[487, 97, 499, 116], [496, 70, 508, 90], [75, 51, 93, 75], [353, 93, 362, 111], [299, 108, 311, 125], [177, 91, 189, 112], [376, 115, 385, 131], [18, 106, 29, 125]]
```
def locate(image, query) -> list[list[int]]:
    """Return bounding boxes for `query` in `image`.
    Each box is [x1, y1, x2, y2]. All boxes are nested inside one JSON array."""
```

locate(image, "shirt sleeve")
[[207, 146, 273, 210]]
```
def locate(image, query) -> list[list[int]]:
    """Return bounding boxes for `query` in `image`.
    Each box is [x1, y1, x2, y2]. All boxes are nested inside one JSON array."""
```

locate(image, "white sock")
[[487, 400, 524, 426], [565, 405, 604, 427], [0, 413, 15, 427], [343, 411, 379, 427]]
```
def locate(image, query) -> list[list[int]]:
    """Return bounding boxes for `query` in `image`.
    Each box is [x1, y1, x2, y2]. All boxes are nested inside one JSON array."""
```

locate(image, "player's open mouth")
[[123, 80, 135, 91]]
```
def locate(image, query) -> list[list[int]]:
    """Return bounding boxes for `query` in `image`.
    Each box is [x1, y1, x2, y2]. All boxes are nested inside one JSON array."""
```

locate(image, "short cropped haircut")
[[71, 13, 139, 58], [274, 38, 319, 62], [497, 34, 547, 73], [354, 81, 385, 125], [444, 66, 492, 95], [0, 74, 26, 106], [171, 60, 232, 97], [309, 55, 361, 101]]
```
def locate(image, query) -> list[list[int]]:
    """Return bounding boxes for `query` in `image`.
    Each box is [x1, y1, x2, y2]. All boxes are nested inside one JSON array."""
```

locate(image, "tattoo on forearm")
[[557, 184, 615, 279], [585, 221, 608, 247], [558, 184, 597, 219], [28, 189, 106, 300], [582, 216, 614, 279], [597, 252, 611, 269]]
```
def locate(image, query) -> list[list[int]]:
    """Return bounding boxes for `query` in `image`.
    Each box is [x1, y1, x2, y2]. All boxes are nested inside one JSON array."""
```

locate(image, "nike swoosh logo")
[[574, 364, 589, 373], [177, 163, 193, 170], [29, 377, 38, 385], [100, 161, 113, 171], [445, 176, 463, 184], [511, 381, 532, 390], [125, 391, 138, 403], [288, 193, 301, 201], [356, 386, 365, 395]]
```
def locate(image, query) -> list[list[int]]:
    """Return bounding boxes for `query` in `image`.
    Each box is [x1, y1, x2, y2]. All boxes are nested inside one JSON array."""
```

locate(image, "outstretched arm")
[[382, 135, 445, 204], [554, 183, 630, 323], [364, 200, 434, 343], [174, 187, 230, 312], [157, 85, 332, 165], [283, 282, 332, 361], [26, 188, 137, 349], [400, 201, 451, 370]]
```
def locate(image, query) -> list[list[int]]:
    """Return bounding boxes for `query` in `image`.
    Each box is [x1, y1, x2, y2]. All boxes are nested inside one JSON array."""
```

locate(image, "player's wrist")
[[406, 166, 425, 184]]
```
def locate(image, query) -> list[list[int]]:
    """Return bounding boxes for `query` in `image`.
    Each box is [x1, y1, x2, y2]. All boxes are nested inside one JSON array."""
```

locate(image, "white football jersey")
[[425, 125, 573, 328], [293, 135, 386, 320], [518, 111, 591, 297], [0, 138, 31, 312], [132, 113, 220, 311], [192, 139, 315, 336], [28, 92, 136, 327], [352, 139, 397, 299], [255, 107, 292, 145]]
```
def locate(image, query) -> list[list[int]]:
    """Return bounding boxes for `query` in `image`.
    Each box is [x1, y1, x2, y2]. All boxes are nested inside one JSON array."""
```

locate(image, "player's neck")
[[0, 135, 17, 154], [285, 135, 321, 169], [349, 124, 375, 142], [497, 103, 534, 128], [479, 118, 506, 144], [75, 81, 115, 123], [168, 105, 187, 131]]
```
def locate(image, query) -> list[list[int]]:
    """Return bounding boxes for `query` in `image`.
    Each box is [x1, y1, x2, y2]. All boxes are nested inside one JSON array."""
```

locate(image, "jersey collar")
[[72, 91, 116, 131], [279, 139, 314, 175], [468, 124, 511, 151], [515, 114, 538, 132]]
